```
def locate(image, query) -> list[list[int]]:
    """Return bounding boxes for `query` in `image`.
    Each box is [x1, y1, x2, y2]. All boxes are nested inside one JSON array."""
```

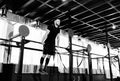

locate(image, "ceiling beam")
[[24, 0, 52, 17], [20, 0, 34, 9], [42, 0, 92, 23]]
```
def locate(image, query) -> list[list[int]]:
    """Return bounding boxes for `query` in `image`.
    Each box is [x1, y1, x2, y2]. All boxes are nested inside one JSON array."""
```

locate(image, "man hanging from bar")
[[39, 19, 61, 74]]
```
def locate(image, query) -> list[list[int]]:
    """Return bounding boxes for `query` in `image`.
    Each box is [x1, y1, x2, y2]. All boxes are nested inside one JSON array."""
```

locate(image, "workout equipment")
[[0, 25, 30, 81], [105, 28, 113, 81], [8, 31, 13, 38], [2, 63, 15, 81], [87, 44, 91, 53], [9, 25, 29, 40], [1, 24, 114, 81], [5, 25, 30, 81], [68, 28, 73, 81], [68, 28, 74, 37], [87, 44, 93, 81], [19, 25, 29, 37], [16, 25, 30, 81]]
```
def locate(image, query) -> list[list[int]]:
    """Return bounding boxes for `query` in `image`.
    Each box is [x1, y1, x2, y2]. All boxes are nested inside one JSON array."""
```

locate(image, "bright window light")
[[62, 0, 66, 2], [112, 24, 116, 29]]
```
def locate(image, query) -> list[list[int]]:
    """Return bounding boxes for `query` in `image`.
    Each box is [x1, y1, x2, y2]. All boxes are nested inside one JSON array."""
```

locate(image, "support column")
[[102, 58, 106, 78], [7, 40, 12, 63], [117, 55, 120, 74], [87, 44, 93, 81], [68, 29, 73, 81], [66, 9, 74, 81], [105, 29, 113, 81], [17, 36, 25, 81]]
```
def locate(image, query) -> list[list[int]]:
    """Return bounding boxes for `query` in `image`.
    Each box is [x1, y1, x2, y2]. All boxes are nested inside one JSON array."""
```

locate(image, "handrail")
[[0, 38, 116, 58], [0, 43, 43, 51]]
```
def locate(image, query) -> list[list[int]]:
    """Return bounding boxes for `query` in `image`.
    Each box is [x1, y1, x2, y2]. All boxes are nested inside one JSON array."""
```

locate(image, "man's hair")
[[50, 18, 60, 23]]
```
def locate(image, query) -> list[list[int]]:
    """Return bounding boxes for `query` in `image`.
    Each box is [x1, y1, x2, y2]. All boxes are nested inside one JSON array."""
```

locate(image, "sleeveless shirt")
[[44, 25, 60, 44]]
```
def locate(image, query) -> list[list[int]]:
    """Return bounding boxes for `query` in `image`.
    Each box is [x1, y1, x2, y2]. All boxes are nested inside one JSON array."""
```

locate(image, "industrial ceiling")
[[1, 0, 120, 48]]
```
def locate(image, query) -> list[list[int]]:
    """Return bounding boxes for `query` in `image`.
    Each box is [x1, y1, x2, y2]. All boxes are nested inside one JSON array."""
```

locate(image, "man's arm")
[[56, 29, 61, 47], [41, 29, 50, 44], [56, 34, 60, 47]]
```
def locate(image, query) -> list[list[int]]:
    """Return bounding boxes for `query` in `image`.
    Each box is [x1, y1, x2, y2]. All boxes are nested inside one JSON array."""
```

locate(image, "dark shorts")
[[43, 43, 55, 55]]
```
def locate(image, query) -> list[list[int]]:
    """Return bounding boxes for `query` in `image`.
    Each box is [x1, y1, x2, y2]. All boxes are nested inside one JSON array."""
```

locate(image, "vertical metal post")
[[7, 40, 12, 63], [67, 10, 74, 81], [102, 58, 106, 78], [17, 36, 25, 81], [87, 44, 93, 81], [105, 29, 113, 81], [117, 55, 120, 74], [68, 29, 73, 81]]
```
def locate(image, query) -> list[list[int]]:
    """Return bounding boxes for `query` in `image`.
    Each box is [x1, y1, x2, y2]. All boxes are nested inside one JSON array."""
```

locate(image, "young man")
[[39, 19, 61, 74]]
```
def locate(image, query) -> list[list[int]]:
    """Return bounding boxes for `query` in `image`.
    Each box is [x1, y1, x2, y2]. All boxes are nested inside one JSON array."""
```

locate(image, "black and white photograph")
[[0, 0, 120, 81]]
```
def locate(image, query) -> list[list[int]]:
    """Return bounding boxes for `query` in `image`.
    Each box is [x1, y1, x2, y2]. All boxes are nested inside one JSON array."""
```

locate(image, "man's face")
[[54, 19, 60, 27]]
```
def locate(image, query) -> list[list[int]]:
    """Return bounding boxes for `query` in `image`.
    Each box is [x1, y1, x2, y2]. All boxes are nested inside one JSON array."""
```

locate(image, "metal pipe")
[[87, 44, 93, 81], [7, 40, 12, 63], [68, 28, 73, 81], [102, 58, 106, 78], [17, 36, 25, 81], [67, 9, 73, 81], [105, 28, 113, 81], [117, 55, 120, 74]]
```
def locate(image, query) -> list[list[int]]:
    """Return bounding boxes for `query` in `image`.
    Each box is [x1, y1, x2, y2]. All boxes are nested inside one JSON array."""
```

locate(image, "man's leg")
[[43, 55, 51, 71], [39, 55, 46, 71]]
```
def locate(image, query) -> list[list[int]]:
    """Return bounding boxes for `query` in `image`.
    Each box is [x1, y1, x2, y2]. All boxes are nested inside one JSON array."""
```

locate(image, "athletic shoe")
[[39, 69, 48, 75]]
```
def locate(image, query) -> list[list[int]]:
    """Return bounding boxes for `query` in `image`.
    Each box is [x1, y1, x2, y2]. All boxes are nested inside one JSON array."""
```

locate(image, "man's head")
[[54, 19, 60, 28]]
